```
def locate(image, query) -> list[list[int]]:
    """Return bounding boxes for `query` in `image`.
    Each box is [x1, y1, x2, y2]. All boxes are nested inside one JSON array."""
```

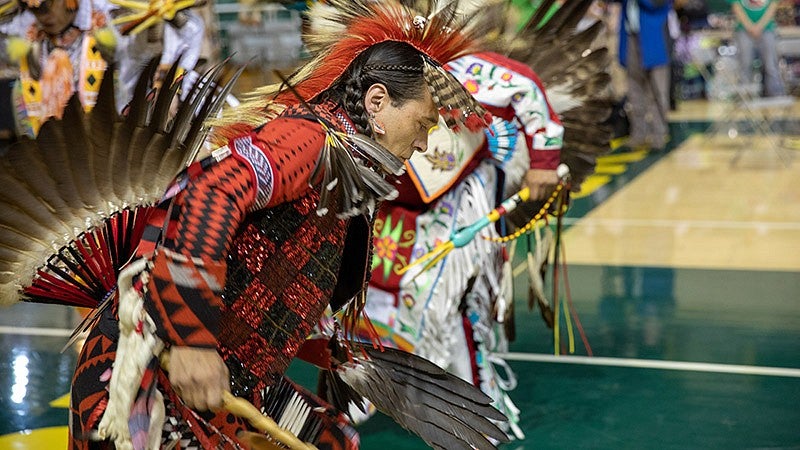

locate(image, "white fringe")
[[397, 161, 528, 440], [97, 257, 165, 450], [410, 162, 501, 364]]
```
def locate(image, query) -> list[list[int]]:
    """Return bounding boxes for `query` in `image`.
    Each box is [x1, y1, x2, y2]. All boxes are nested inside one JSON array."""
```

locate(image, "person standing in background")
[[0, 0, 204, 137], [731, 0, 786, 96], [619, 0, 673, 150]]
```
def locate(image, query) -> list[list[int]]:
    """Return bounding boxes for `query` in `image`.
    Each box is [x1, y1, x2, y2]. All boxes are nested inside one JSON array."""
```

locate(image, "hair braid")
[[318, 41, 426, 136], [342, 66, 372, 136]]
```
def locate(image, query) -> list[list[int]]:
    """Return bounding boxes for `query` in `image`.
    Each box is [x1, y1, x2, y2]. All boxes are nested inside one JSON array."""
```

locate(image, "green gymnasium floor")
[[1, 110, 799, 449]]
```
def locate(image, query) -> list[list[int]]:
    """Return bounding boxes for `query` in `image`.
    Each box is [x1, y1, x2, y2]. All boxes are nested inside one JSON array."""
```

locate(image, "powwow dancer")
[[355, 0, 614, 438], [0, 1, 515, 449]]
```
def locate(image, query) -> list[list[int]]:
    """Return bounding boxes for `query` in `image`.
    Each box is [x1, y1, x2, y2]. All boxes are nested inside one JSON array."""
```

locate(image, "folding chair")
[[691, 35, 795, 167], [214, 3, 304, 68]]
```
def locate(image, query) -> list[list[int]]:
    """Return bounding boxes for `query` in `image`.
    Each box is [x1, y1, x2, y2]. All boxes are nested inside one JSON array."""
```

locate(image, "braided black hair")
[[317, 41, 426, 137]]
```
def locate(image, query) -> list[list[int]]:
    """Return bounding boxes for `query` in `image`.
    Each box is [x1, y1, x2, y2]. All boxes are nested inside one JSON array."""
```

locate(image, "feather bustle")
[[0, 59, 236, 306]]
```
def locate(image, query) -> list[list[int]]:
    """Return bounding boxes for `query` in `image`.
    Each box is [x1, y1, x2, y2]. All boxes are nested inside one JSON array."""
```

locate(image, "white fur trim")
[[97, 257, 165, 450]]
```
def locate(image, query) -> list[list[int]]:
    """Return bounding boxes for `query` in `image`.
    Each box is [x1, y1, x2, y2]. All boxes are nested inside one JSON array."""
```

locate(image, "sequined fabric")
[[220, 187, 348, 397]]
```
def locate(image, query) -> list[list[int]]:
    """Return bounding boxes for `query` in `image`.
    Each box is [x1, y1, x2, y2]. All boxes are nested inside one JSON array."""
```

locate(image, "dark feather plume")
[[0, 58, 238, 306], [491, 0, 615, 187], [335, 345, 510, 450]]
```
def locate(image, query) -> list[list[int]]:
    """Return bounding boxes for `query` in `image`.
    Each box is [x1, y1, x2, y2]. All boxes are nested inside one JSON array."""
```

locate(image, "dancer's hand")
[[169, 347, 230, 411], [522, 169, 559, 201]]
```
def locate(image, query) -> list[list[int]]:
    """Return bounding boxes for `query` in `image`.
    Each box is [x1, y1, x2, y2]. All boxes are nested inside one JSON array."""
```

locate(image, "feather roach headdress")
[[260, 0, 492, 133]]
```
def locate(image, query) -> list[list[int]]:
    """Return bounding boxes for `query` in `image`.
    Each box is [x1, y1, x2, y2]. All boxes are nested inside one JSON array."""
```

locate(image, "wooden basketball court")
[[1, 99, 799, 449]]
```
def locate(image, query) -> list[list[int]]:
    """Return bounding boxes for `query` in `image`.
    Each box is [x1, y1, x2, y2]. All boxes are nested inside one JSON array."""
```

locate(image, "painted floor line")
[[496, 352, 800, 378], [0, 326, 73, 337], [561, 217, 800, 230]]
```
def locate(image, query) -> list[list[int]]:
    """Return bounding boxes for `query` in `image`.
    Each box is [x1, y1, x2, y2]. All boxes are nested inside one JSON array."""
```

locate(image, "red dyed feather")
[[276, 2, 477, 105]]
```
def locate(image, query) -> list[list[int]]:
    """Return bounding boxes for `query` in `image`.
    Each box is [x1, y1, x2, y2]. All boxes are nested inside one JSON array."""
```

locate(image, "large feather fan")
[[311, 338, 510, 450], [0, 59, 241, 306]]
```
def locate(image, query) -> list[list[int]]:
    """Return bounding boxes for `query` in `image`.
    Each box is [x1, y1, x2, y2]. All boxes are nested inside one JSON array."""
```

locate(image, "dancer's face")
[[364, 83, 439, 160], [30, 0, 76, 36]]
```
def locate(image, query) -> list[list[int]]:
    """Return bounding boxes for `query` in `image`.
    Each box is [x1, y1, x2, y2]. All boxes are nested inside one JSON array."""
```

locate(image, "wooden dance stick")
[[160, 352, 318, 450]]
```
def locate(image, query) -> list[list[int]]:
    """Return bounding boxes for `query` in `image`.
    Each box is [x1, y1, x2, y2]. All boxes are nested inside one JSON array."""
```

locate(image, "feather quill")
[[336, 345, 510, 449], [88, 63, 119, 205], [60, 96, 103, 209]]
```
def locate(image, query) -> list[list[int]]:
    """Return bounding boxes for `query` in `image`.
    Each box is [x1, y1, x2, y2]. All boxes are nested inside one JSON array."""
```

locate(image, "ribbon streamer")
[[398, 164, 570, 278]]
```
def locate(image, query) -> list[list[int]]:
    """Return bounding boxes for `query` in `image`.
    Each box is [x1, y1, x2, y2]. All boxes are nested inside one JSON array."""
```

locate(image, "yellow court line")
[[50, 394, 70, 408], [609, 136, 626, 150], [571, 175, 611, 199], [596, 149, 649, 164], [0, 426, 68, 449], [593, 163, 627, 175]]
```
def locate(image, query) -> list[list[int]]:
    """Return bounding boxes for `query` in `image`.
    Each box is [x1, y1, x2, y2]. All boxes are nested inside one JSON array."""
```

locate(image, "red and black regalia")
[[70, 101, 372, 449]]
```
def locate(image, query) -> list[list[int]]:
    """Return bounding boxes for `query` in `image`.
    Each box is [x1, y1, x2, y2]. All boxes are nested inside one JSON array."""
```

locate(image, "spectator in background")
[[731, 0, 786, 96], [675, 0, 709, 29], [0, 0, 204, 137], [620, 0, 673, 150], [673, 0, 709, 101]]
